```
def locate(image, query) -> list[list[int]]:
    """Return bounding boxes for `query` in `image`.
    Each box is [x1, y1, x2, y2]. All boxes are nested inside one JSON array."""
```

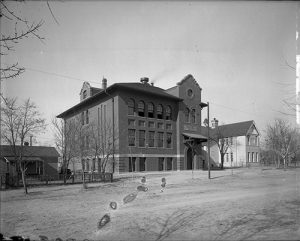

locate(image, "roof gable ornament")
[[176, 74, 201, 90]]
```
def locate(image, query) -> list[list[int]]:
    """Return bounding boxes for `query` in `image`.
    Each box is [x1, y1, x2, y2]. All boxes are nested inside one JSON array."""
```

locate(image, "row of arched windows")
[[128, 99, 172, 120]]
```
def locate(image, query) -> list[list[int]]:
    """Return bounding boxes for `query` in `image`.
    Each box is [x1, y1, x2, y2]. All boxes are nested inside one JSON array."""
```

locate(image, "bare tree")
[[52, 117, 78, 184], [0, 0, 46, 79], [209, 126, 232, 170], [89, 120, 117, 174], [1, 95, 46, 193], [265, 119, 300, 169]]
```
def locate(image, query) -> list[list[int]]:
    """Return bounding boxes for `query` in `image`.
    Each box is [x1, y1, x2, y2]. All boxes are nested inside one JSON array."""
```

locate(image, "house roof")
[[91, 87, 101, 96], [57, 81, 182, 118], [198, 120, 258, 140], [0, 145, 60, 158], [210, 120, 257, 138]]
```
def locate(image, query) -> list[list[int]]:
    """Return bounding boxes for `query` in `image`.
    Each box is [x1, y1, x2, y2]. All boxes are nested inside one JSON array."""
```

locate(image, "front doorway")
[[186, 148, 193, 170], [139, 157, 146, 171]]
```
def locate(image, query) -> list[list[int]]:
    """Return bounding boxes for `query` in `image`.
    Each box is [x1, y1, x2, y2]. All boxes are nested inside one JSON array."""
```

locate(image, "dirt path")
[[1, 168, 299, 240]]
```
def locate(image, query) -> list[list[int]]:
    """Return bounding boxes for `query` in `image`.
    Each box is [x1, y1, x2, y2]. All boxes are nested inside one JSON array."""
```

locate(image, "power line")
[[24, 67, 102, 86]]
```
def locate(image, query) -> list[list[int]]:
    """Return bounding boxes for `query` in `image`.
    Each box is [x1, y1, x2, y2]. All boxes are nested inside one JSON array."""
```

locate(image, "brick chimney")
[[140, 77, 149, 84], [102, 78, 107, 90], [211, 118, 219, 129]]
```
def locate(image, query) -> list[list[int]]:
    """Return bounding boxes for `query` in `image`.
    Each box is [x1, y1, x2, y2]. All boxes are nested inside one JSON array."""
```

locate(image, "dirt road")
[[1, 168, 299, 240]]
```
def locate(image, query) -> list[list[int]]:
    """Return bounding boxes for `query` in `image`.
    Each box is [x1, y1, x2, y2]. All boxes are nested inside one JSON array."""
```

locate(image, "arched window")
[[166, 105, 172, 120], [191, 109, 196, 123], [148, 102, 154, 118], [184, 108, 190, 122], [128, 98, 135, 115], [157, 104, 163, 119], [138, 101, 145, 117]]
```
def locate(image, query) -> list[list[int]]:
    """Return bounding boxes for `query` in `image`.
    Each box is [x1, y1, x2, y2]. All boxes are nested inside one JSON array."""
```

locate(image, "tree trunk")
[[21, 170, 28, 194], [220, 154, 224, 169], [82, 171, 87, 189], [63, 173, 67, 184]]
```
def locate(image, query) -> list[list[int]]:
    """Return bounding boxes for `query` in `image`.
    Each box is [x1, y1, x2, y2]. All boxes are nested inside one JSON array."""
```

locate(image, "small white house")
[[209, 119, 260, 168]]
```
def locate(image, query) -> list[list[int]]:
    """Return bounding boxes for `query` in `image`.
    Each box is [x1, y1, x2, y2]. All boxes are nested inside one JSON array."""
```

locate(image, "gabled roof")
[[57, 81, 182, 118], [211, 120, 257, 138], [198, 120, 258, 140], [0, 145, 60, 158], [176, 74, 202, 90]]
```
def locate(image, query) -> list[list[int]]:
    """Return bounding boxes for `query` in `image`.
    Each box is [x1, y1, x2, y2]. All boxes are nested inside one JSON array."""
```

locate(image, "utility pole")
[[207, 102, 211, 179], [201, 101, 211, 179]]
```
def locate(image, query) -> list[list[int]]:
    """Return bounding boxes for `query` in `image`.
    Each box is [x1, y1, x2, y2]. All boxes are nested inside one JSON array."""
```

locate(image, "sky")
[[1, 1, 298, 146]]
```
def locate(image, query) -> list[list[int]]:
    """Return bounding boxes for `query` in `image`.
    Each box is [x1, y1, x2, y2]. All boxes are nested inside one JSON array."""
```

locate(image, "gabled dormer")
[[79, 81, 102, 102], [80, 82, 92, 102]]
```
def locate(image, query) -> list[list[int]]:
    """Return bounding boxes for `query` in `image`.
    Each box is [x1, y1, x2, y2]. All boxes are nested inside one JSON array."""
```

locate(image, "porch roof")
[[182, 132, 208, 141]]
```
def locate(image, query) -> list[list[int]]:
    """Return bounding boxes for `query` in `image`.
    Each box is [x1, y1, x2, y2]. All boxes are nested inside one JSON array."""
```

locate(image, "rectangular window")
[[139, 130, 146, 147], [226, 153, 229, 162], [148, 131, 155, 147], [158, 157, 164, 171], [128, 119, 135, 126], [231, 152, 233, 162], [256, 153, 259, 162], [148, 121, 155, 128], [166, 123, 172, 130], [157, 122, 164, 129], [128, 129, 136, 146], [166, 133, 172, 148], [157, 132, 164, 148], [86, 110, 89, 124], [81, 112, 85, 125], [167, 157, 173, 170], [139, 120, 145, 127], [252, 152, 254, 162], [248, 152, 251, 162]]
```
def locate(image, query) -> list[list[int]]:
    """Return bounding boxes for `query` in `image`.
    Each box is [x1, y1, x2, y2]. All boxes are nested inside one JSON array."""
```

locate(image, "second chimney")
[[102, 78, 107, 90], [211, 118, 219, 129]]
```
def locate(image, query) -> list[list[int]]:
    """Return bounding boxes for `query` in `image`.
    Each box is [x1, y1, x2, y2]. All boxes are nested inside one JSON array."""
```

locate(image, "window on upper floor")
[[148, 131, 155, 147], [157, 132, 164, 148], [128, 129, 136, 146], [83, 90, 87, 99], [81, 112, 85, 125], [157, 104, 163, 119], [184, 107, 190, 122], [128, 98, 135, 116], [86, 110, 89, 124], [148, 102, 154, 118], [138, 101, 145, 117], [139, 130, 146, 147], [166, 105, 172, 120], [166, 133, 172, 148], [191, 109, 196, 123]]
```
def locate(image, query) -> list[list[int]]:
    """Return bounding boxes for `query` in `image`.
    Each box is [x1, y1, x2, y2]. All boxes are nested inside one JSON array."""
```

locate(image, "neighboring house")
[[208, 119, 260, 167], [0, 145, 60, 177], [57, 74, 210, 173]]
